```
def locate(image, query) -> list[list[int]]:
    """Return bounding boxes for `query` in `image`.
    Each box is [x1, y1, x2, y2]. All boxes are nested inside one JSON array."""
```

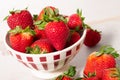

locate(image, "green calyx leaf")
[[84, 24, 92, 29], [75, 72, 96, 80], [34, 20, 47, 30], [47, 7, 55, 16], [9, 9, 21, 14], [26, 46, 40, 54], [25, 7, 28, 10], [41, 7, 67, 23], [22, 26, 36, 36], [43, 7, 57, 21], [84, 24, 101, 34], [64, 66, 76, 77], [117, 68, 120, 78], [76, 9, 85, 21], [77, 9, 80, 15], [3, 16, 9, 21], [43, 13, 67, 23], [33, 14, 38, 21], [26, 46, 47, 54], [57, 15, 67, 23], [44, 7, 59, 17], [54, 66, 76, 80], [95, 46, 119, 58], [76, 9, 86, 29], [88, 72, 96, 77], [54, 8, 59, 15], [111, 73, 119, 78], [9, 7, 29, 14], [9, 26, 35, 36], [110, 68, 120, 78], [8, 26, 23, 35], [77, 9, 82, 16]]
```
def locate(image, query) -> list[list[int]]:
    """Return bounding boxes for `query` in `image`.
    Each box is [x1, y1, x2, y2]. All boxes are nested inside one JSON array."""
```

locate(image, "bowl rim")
[[4, 29, 87, 57]]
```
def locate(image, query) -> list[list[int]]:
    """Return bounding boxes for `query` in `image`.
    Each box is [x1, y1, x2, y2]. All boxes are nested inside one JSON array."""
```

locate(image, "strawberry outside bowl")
[[4, 29, 86, 79]]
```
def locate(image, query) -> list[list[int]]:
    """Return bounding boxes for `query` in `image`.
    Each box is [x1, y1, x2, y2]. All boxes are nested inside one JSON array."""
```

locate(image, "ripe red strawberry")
[[102, 68, 120, 80], [55, 66, 76, 80], [84, 28, 101, 47], [27, 39, 54, 54], [34, 26, 47, 40], [33, 20, 48, 40], [37, 6, 58, 20], [67, 9, 84, 31], [68, 31, 81, 46], [83, 46, 119, 79], [7, 9, 33, 29], [45, 21, 70, 50], [9, 26, 35, 52]]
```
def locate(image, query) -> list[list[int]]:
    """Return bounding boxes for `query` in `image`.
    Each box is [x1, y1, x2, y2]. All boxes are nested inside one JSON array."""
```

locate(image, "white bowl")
[[4, 29, 86, 79]]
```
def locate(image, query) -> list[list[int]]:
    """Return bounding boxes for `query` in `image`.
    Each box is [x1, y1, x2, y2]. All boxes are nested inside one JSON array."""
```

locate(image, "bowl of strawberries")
[[4, 6, 87, 79]]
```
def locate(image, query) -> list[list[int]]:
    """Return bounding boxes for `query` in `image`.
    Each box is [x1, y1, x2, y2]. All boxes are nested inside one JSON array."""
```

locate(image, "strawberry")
[[36, 6, 67, 23], [33, 24, 47, 40], [67, 9, 84, 31], [7, 9, 33, 29], [37, 6, 59, 20], [33, 6, 67, 40], [33, 20, 48, 40], [26, 38, 54, 54], [34, 28, 47, 39], [83, 46, 119, 79], [68, 31, 81, 46], [45, 21, 70, 50], [102, 68, 120, 80], [55, 66, 76, 80], [84, 26, 101, 47], [9, 26, 35, 52]]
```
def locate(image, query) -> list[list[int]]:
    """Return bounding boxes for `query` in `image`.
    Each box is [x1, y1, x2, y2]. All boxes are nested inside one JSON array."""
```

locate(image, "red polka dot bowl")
[[4, 29, 86, 78]]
